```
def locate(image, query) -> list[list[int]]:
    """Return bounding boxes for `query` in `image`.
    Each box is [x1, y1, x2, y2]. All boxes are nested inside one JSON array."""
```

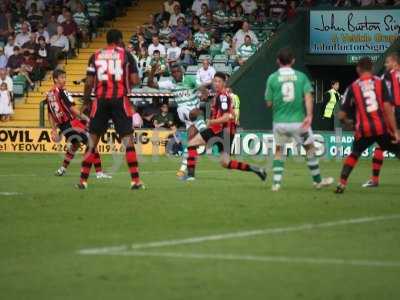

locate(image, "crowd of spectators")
[[0, 0, 134, 121]]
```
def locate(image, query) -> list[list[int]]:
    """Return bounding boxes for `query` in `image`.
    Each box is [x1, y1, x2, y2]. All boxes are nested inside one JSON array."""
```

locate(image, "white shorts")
[[273, 122, 314, 146], [177, 105, 206, 131]]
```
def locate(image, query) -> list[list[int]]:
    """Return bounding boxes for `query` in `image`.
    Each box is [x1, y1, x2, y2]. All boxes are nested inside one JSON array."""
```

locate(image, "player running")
[[76, 29, 144, 190], [362, 52, 400, 188], [147, 63, 208, 178], [183, 72, 266, 181], [335, 57, 400, 194], [47, 69, 110, 179], [265, 48, 333, 192]]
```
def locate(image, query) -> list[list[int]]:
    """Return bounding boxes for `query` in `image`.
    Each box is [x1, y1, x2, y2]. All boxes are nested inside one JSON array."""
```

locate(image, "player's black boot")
[[334, 184, 345, 194], [130, 182, 145, 190], [252, 167, 267, 182], [75, 182, 88, 190]]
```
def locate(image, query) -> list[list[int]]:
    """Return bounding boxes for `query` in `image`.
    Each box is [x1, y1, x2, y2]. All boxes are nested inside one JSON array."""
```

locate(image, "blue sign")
[[309, 10, 400, 54]]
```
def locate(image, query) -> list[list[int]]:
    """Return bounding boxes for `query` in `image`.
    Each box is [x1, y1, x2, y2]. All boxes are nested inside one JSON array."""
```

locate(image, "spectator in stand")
[[159, 19, 172, 44], [57, 7, 69, 24], [169, 4, 185, 27], [269, 0, 287, 21], [62, 11, 78, 57], [6, 46, 35, 89], [73, 3, 90, 48], [155, 4, 170, 26], [12, 1, 27, 21], [46, 15, 58, 38], [86, 0, 101, 37], [144, 14, 159, 37], [65, 0, 81, 14], [0, 47, 7, 69], [154, 103, 175, 129], [126, 42, 138, 63], [25, 0, 45, 12], [146, 50, 167, 79], [192, 0, 209, 17], [148, 34, 166, 57], [21, 32, 37, 55], [194, 25, 211, 56], [27, 3, 43, 32], [0, 82, 13, 122], [199, 3, 209, 26], [204, 10, 218, 39], [132, 105, 143, 128], [21, 50, 39, 82], [196, 58, 216, 88], [166, 37, 181, 64], [221, 33, 233, 55], [35, 36, 50, 75], [173, 17, 191, 45], [214, 1, 228, 25], [287, 1, 297, 20], [233, 21, 258, 51], [4, 35, 15, 59], [180, 38, 197, 67], [36, 23, 50, 44], [137, 47, 151, 80], [230, 5, 245, 31], [15, 23, 31, 47], [164, 0, 180, 15], [49, 25, 69, 69], [14, 17, 32, 35], [241, 0, 258, 15], [189, 17, 200, 36], [0, 10, 13, 43], [237, 35, 257, 65], [0, 68, 13, 95]]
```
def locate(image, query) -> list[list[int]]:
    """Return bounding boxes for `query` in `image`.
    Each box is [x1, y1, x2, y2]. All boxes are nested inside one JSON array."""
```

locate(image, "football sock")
[[371, 147, 384, 183], [340, 153, 359, 186], [227, 160, 251, 172], [306, 155, 322, 184], [187, 146, 198, 177], [80, 149, 94, 184], [93, 150, 103, 173], [179, 151, 188, 172], [126, 145, 140, 184], [272, 159, 284, 185], [62, 143, 79, 169]]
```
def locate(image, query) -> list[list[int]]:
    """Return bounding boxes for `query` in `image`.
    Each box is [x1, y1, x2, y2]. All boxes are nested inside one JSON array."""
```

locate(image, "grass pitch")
[[0, 153, 400, 300]]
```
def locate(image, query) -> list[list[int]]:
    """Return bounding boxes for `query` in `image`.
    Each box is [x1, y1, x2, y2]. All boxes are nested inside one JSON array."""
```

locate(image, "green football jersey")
[[265, 67, 313, 123], [158, 75, 200, 108]]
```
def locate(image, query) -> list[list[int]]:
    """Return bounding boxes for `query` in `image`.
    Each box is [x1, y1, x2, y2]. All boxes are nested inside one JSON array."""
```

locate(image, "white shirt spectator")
[[196, 65, 216, 86], [166, 46, 181, 61], [57, 14, 66, 24], [148, 43, 166, 57], [16, 32, 31, 47], [50, 34, 70, 51], [192, 0, 209, 16], [0, 75, 13, 93], [233, 29, 258, 50], [25, 0, 45, 11], [4, 43, 15, 59], [169, 12, 185, 27], [241, 0, 258, 14]]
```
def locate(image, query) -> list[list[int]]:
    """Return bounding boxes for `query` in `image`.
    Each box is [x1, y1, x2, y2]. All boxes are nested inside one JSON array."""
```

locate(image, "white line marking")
[[0, 192, 23, 196], [87, 250, 400, 268], [78, 214, 400, 255]]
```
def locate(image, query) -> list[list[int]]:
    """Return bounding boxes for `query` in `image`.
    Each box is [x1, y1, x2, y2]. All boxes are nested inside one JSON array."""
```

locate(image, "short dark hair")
[[277, 47, 294, 65], [330, 80, 339, 87], [170, 63, 181, 70], [38, 36, 45, 42], [106, 29, 123, 45], [214, 72, 226, 81], [53, 69, 66, 80], [357, 57, 373, 72], [153, 50, 160, 55]]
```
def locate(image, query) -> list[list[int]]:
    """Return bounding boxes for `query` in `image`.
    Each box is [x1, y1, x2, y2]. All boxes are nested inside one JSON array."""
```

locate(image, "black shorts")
[[89, 97, 133, 137], [59, 121, 88, 145], [200, 128, 234, 154], [352, 134, 400, 158]]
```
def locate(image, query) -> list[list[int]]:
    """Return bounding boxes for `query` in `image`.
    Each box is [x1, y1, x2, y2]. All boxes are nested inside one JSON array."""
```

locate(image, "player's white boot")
[[362, 179, 379, 188], [55, 166, 66, 176], [314, 177, 334, 189], [96, 172, 112, 179], [271, 184, 281, 192]]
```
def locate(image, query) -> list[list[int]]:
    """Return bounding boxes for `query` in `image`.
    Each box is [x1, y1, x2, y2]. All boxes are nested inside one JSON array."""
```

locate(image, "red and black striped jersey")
[[86, 46, 138, 100], [382, 69, 400, 107], [210, 89, 236, 135], [341, 75, 388, 138], [47, 86, 75, 126]]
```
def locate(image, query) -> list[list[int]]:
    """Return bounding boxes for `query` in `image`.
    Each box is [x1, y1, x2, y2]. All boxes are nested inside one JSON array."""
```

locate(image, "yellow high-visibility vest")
[[323, 89, 340, 119], [231, 93, 240, 123]]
